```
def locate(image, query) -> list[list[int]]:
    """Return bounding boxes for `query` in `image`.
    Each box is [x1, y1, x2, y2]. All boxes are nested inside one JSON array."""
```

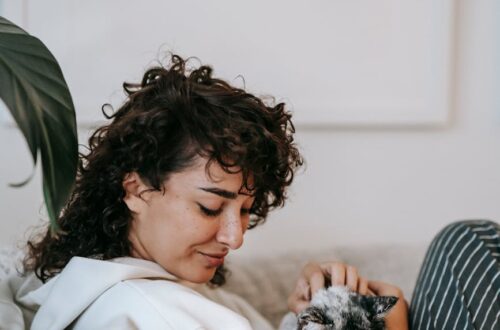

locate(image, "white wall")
[[1, 0, 499, 258]]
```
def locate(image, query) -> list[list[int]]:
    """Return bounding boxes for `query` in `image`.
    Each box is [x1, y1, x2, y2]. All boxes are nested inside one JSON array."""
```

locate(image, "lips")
[[198, 251, 227, 267], [201, 252, 228, 258]]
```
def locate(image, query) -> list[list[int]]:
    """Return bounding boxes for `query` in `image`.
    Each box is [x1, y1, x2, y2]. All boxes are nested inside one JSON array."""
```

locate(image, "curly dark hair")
[[24, 54, 303, 287]]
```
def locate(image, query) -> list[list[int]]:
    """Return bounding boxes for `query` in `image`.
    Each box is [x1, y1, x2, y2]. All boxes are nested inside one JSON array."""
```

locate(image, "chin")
[[185, 268, 217, 284]]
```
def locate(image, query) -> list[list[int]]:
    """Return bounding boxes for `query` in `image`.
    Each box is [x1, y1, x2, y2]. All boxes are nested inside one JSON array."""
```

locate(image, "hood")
[[20, 257, 192, 330]]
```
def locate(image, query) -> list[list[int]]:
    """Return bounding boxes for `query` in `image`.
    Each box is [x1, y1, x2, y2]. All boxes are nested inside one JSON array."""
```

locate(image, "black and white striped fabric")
[[410, 220, 500, 330]]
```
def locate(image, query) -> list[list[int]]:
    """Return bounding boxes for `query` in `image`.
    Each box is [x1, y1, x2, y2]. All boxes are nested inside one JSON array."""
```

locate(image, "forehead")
[[166, 157, 254, 193]]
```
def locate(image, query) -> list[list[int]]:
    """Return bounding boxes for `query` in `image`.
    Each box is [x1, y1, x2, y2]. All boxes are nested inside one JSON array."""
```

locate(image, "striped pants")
[[410, 220, 500, 330]]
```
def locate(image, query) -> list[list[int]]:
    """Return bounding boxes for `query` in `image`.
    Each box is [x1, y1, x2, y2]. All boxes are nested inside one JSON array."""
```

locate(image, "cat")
[[279, 285, 398, 330]]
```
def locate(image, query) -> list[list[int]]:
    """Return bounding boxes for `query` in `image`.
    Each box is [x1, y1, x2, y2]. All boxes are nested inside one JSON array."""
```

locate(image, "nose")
[[216, 211, 244, 250]]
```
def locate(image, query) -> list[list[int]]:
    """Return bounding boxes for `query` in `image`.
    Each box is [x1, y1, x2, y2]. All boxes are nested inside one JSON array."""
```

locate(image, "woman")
[[18, 54, 299, 329], [3, 55, 497, 329]]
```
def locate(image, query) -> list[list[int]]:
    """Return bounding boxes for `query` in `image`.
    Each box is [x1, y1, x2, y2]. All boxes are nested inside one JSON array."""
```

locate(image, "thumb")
[[368, 280, 401, 297], [294, 301, 309, 314], [367, 280, 387, 295], [288, 295, 310, 314]]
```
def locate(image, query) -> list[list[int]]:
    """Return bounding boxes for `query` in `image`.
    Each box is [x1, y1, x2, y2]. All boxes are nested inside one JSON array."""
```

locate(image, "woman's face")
[[123, 156, 254, 283]]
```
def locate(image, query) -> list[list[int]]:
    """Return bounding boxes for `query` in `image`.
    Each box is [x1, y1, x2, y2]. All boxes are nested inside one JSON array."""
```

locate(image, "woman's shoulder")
[[197, 285, 275, 330], [73, 278, 253, 330]]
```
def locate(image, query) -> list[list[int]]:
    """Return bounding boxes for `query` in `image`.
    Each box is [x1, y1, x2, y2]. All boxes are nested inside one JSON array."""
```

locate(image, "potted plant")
[[0, 16, 78, 230]]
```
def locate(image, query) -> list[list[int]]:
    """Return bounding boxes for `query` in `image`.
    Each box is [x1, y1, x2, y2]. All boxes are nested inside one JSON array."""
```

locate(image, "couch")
[[0, 244, 427, 329]]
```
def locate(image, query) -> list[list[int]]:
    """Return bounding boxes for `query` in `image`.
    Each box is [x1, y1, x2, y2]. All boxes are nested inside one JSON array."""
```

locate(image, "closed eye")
[[198, 203, 251, 217], [198, 204, 222, 217]]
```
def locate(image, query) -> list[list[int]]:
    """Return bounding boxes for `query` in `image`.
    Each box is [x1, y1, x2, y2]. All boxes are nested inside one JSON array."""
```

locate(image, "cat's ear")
[[361, 295, 399, 318], [297, 307, 330, 329]]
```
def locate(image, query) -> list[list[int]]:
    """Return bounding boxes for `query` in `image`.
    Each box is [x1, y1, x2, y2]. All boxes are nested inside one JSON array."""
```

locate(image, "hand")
[[287, 261, 373, 314], [368, 281, 409, 330]]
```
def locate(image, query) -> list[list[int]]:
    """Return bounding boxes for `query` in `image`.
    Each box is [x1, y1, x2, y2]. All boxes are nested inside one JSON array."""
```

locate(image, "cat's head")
[[297, 286, 398, 330]]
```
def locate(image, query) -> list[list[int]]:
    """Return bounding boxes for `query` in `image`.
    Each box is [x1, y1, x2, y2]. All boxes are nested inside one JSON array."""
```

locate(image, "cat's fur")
[[279, 285, 398, 330]]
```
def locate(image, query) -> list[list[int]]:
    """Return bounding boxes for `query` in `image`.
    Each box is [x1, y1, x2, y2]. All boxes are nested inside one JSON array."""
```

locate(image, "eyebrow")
[[198, 187, 253, 199]]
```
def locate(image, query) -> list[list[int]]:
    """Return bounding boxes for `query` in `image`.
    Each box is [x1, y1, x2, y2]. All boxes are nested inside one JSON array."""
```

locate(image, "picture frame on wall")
[[1, 0, 455, 128]]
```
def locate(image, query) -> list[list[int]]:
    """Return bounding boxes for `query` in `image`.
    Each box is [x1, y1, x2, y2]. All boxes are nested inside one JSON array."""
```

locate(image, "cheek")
[[146, 202, 219, 248], [184, 217, 220, 244]]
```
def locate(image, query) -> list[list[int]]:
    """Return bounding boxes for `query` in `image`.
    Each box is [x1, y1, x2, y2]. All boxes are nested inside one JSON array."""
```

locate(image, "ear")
[[297, 306, 329, 329], [122, 172, 150, 213], [361, 295, 398, 318]]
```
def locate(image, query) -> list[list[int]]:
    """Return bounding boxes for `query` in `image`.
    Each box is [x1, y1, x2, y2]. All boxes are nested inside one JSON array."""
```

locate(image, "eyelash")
[[198, 204, 250, 217], [199, 205, 222, 217]]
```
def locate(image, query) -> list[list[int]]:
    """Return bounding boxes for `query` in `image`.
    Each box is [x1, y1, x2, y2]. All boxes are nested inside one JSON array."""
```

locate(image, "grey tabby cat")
[[279, 285, 398, 330]]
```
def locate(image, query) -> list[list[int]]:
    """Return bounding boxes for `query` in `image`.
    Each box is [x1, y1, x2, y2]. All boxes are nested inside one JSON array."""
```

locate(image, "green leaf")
[[0, 16, 78, 230]]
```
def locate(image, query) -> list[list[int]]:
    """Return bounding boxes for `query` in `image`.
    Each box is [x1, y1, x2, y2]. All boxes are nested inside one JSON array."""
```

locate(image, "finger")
[[367, 288, 376, 296], [328, 262, 346, 286], [345, 265, 359, 292], [358, 276, 369, 295], [301, 263, 327, 297], [309, 271, 326, 296], [295, 277, 311, 300], [287, 291, 309, 314]]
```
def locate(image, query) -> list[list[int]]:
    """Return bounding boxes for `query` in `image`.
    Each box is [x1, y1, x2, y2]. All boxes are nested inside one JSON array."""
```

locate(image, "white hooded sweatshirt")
[[0, 256, 274, 330]]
